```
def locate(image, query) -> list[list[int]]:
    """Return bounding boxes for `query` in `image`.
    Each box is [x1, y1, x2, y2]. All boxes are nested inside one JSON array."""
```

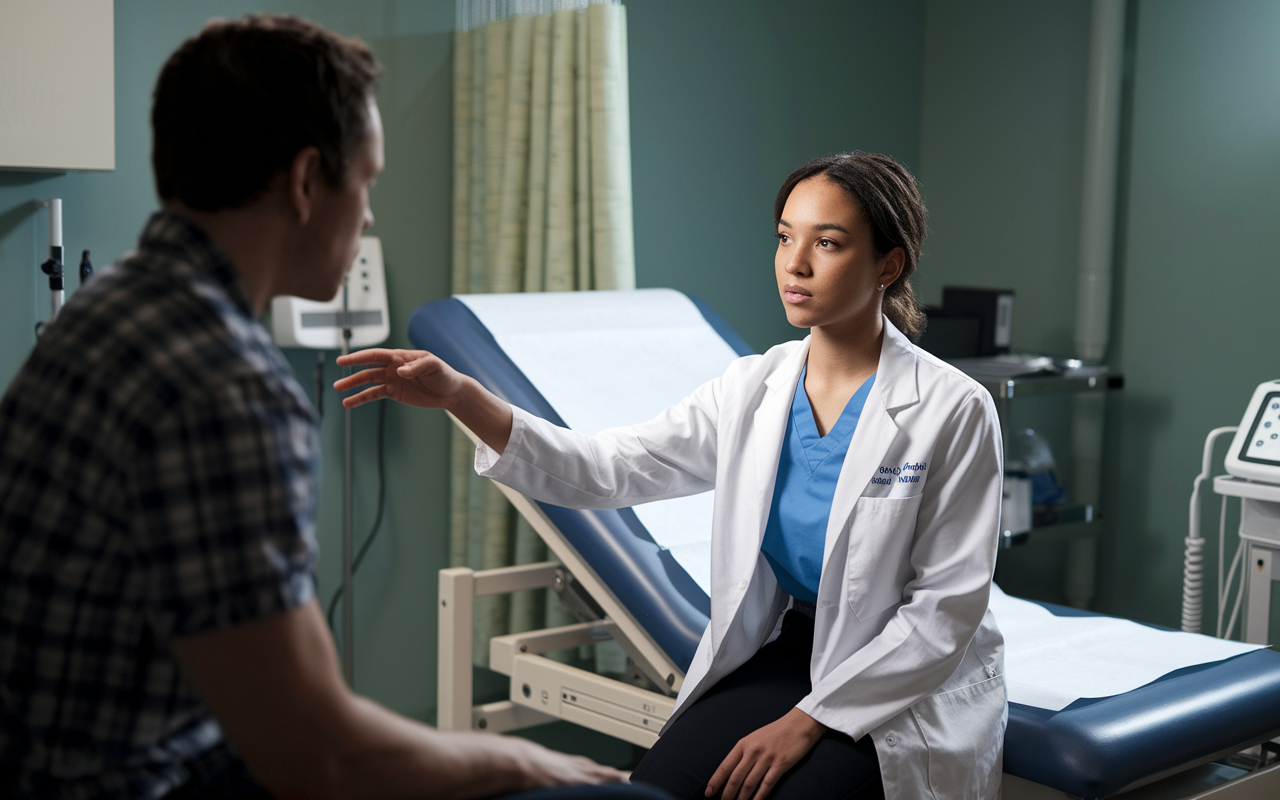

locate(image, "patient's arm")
[[335, 348, 513, 453], [170, 599, 623, 800]]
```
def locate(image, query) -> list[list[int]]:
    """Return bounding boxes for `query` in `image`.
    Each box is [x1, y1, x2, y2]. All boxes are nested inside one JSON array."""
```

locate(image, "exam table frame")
[[438, 416, 679, 748]]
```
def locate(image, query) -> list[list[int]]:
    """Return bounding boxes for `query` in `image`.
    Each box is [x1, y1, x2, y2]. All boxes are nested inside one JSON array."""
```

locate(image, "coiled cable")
[[1184, 427, 1237, 633]]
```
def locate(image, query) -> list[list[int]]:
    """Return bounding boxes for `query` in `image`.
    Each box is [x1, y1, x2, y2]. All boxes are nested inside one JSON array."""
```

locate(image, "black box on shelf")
[[940, 287, 1014, 356], [917, 308, 982, 359]]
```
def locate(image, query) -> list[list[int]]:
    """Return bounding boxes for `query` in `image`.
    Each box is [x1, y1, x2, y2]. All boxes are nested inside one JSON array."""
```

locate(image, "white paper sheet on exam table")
[[459, 290, 742, 595], [988, 584, 1265, 711]]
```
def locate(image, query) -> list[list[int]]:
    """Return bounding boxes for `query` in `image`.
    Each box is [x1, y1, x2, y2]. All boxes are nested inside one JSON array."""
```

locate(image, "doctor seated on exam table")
[[337, 151, 1007, 800]]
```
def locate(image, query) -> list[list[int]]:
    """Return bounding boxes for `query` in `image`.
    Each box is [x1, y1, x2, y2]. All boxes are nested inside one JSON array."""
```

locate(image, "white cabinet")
[[0, 0, 114, 171]]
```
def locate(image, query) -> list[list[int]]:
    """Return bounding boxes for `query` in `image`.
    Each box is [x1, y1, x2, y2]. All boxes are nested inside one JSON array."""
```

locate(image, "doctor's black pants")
[[630, 608, 884, 800]]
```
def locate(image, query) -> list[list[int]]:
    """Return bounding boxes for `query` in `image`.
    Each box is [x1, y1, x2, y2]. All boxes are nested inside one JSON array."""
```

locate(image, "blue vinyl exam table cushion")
[[408, 292, 1280, 799], [1005, 605, 1280, 797]]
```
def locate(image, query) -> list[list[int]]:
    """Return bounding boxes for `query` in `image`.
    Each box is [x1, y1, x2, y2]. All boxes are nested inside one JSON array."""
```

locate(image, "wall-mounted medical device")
[[1184, 379, 1280, 646], [271, 236, 389, 350]]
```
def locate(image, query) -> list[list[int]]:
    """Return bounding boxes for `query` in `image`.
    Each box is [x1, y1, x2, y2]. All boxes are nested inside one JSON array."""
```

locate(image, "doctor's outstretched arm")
[[335, 348, 513, 454]]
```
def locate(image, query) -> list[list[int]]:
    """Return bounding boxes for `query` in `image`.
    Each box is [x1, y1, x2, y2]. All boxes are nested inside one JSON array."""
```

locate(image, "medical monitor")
[[1226, 380, 1280, 485]]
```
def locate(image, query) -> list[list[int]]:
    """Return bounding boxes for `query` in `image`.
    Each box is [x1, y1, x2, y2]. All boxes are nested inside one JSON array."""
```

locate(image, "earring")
[[877, 284, 885, 291]]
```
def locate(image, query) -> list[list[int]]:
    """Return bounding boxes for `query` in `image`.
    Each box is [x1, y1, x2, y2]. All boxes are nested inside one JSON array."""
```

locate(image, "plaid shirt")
[[0, 212, 319, 798]]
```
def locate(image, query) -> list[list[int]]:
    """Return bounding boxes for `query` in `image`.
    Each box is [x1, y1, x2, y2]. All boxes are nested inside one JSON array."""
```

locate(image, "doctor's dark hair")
[[774, 152, 928, 340], [152, 14, 382, 212]]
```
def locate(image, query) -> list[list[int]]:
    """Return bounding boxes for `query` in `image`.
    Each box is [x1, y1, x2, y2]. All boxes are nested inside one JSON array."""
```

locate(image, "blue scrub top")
[[761, 368, 876, 603]]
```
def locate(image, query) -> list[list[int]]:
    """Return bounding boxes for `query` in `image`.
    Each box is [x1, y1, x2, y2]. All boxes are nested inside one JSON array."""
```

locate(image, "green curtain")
[[451, 1, 635, 668]]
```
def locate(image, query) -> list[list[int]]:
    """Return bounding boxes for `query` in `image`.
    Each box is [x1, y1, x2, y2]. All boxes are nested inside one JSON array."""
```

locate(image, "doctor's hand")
[[335, 348, 514, 454], [705, 707, 826, 800], [334, 348, 464, 410]]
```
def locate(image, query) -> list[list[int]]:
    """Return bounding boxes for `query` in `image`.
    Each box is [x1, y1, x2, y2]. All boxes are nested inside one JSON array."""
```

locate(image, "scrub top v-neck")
[[761, 367, 877, 604]]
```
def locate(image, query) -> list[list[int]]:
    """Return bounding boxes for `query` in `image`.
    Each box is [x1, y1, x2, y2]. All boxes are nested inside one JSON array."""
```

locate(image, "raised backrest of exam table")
[[408, 293, 753, 672]]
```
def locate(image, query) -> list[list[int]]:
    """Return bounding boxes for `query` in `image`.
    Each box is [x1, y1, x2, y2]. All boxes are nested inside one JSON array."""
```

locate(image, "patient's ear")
[[287, 147, 323, 226]]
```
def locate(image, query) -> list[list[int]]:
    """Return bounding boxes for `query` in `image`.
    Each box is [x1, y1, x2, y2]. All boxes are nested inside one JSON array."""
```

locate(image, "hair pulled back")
[[774, 151, 928, 340]]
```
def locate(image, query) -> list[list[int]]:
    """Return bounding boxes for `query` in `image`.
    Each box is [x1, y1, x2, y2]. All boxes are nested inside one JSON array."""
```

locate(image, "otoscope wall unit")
[[271, 237, 390, 349]]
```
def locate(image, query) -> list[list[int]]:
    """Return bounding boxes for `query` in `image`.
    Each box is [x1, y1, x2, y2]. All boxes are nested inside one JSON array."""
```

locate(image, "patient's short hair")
[[152, 14, 382, 212], [775, 152, 928, 340]]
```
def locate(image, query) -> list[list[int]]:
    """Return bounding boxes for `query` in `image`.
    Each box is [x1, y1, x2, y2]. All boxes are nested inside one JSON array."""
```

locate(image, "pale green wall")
[[629, 0, 926, 353], [0, 0, 927, 762], [917, 0, 1090, 357], [1099, 0, 1280, 632], [916, 0, 1093, 606], [918, 0, 1280, 634]]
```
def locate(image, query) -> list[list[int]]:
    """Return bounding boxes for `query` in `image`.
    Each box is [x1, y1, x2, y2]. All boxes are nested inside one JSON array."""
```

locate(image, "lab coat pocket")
[[845, 494, 923, 621], [910, 675, 1006, 800]]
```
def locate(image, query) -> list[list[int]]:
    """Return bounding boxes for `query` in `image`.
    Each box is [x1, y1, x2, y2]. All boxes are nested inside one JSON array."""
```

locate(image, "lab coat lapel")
[[711, 340, 806, 647], [750, 340, 808, 551], [823, 319, 920, 567]]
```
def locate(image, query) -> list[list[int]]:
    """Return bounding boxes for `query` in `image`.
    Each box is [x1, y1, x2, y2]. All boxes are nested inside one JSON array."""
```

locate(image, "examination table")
[[410, 290, 1280, 800]]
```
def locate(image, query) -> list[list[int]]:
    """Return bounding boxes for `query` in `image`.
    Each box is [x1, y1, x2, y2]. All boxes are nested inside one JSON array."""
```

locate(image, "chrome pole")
[[342, 282, 354, 686]]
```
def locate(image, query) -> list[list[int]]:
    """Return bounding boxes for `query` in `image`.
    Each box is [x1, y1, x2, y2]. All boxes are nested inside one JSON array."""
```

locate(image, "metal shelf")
[[948, 357, 1122, 400], [1000, 504, 1097, 549]]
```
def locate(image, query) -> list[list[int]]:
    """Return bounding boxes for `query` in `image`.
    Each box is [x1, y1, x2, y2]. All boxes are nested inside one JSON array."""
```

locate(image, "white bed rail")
[[437, 560, 676, 747]]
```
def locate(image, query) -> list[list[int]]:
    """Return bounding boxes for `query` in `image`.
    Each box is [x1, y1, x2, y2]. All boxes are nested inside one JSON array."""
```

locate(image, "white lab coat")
[[475, 318, 1007, 800]]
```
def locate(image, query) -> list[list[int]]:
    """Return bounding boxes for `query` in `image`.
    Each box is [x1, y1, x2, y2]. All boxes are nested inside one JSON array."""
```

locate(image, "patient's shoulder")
[[11, 251, 309, 454]]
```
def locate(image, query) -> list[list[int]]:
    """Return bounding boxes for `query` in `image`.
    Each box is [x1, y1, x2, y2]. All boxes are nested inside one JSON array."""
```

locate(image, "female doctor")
[[335, 152, 1007, 800]]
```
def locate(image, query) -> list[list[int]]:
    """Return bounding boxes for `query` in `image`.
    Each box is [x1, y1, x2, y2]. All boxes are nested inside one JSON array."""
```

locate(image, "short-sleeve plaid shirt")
[[0, 212, 320, 798]]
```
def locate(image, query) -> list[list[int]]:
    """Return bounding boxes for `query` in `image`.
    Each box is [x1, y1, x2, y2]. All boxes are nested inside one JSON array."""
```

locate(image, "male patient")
[[0, 14, 667, 800]]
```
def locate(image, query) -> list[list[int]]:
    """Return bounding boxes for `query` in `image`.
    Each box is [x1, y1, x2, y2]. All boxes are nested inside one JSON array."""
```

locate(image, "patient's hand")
[[705, 707, 826, 800], [171, 598, 622, 799], [502, 737, 628, 790], [335, 348, 514, 454], [335, 349, 463, 410]]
